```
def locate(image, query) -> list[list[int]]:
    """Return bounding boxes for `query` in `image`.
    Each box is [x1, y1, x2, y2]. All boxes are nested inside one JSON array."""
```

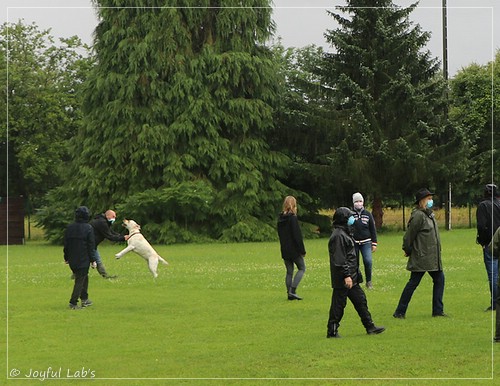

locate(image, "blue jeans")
[[355, 242, 372, 283], [483, 247, 499, 307], [92, 249, 102, 264], [394, 270, 445, 316]]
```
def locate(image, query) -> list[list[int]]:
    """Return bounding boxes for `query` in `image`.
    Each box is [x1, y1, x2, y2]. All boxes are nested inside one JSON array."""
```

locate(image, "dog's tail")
[[158, 255, 169, 265]]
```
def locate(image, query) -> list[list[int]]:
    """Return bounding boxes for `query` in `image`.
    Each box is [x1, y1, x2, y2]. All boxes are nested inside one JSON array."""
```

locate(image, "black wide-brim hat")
[[414, 188, 434, 204]]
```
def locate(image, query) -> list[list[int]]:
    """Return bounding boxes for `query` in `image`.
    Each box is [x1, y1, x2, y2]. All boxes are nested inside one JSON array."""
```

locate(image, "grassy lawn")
[[1, 228, 498, 385]]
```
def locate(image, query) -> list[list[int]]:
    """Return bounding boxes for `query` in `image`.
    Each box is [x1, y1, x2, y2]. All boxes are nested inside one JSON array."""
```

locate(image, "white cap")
[[352, 192, 364, 203]]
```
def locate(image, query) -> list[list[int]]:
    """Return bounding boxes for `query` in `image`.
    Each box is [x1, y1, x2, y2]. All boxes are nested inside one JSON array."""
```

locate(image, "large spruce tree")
[[321, 0, 464, 226], [41, 1, 290, 242]]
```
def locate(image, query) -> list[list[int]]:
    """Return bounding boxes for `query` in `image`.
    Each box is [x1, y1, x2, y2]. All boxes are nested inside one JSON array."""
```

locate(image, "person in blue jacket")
[[352, 192, 378, 289]]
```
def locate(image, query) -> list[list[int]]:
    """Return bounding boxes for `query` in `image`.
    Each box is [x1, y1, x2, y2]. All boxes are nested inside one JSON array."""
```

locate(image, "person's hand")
[[91, 261, 97, 269], [372, 245, 377, 253], [344, 277, 353, 289]]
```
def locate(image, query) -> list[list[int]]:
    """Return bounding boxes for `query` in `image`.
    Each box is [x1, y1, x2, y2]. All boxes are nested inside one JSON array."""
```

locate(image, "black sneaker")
[[69, 303, 82, 310], [393, 313, 405, 319], [432, 312, 448, 317], [81, 299, 93, 307], [288, 293, 303, 300]]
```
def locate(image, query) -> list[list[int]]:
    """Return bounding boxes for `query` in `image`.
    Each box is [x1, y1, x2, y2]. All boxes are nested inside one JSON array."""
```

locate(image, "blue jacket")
[[352, 208, 378, 246]]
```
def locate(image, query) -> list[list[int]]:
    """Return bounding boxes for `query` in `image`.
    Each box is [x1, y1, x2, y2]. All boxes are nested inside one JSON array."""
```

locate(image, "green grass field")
[[1, 228, 499, 385]]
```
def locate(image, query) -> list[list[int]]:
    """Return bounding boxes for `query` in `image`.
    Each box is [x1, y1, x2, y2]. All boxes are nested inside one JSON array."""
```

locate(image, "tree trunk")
[[372, 196, 384, 230]]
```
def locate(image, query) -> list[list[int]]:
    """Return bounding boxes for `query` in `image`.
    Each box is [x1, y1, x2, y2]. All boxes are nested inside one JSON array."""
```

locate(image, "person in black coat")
[[64, 206, 96, 309], [326, 207, 385, 338], [277, 196, 306, 300], [476, 183, 500, 311], [89, 210, 127, 278]]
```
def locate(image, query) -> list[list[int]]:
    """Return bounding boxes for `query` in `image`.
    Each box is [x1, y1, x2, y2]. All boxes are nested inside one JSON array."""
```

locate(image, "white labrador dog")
[[115, 219, 168, 278]]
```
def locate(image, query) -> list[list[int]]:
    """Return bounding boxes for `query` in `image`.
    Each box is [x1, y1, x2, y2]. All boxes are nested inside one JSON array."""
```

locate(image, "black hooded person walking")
[[326, 207, 385, 338], [277, 196, 306, 300], [64, 206, 96, 309]]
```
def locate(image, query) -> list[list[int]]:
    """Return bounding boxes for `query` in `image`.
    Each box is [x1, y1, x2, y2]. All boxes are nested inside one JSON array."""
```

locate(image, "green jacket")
[[402, 208, 442, 272]]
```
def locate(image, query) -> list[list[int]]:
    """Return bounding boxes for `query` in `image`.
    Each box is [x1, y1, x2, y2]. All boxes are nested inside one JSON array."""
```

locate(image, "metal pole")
[[442, 0, 451, 230]]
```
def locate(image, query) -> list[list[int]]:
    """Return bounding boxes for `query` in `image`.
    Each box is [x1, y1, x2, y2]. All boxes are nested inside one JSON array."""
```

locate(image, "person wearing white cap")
[[351, 192, 378, 289]]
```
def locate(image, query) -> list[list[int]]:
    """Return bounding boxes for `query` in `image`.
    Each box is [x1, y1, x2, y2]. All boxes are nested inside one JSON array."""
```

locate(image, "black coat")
[[277, 212, 306, 261], [328, 225, 363, 288], [63, 220, 96, 271], [476, 197, 500, 246], [89, 214, 125, 247]]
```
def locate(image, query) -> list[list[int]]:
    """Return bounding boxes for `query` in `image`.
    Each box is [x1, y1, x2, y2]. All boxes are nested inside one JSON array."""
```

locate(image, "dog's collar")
[[127, 231, 141, 238]]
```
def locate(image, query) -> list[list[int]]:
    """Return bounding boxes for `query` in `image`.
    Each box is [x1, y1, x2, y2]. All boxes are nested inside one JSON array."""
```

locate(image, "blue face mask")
[[347, 216, 355, 226], [426, 199, 434, 209]]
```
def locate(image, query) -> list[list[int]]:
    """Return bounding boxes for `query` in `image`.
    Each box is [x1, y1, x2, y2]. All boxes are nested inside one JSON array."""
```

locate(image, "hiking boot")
[[81, 299, 93, 308], [366, 324, 386, 335], [69, 303, 82, 310]]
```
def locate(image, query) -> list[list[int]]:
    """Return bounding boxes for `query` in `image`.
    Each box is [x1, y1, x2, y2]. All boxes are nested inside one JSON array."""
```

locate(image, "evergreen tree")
[[449, 51, 500, 192], [41, 0, 289, 242], [321, 0, 464, 226], [271, 44, 339, 209]]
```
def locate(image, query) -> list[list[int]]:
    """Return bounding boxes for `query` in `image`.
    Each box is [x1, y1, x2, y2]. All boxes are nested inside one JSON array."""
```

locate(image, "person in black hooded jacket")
[[277, 196, 306, 300], [64, 206, 96, 309], [326, 207, 385, 338]]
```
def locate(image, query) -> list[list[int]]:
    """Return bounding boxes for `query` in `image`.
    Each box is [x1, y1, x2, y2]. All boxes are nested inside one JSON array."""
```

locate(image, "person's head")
[[352, 192, 364, 210], [282, 196, 297, 215], [414, 188, 434, 209], [105, 209, 117, 224], [484, 184, 498, 198], [75, 206, 90, 222], [333, 207, 356, 226]]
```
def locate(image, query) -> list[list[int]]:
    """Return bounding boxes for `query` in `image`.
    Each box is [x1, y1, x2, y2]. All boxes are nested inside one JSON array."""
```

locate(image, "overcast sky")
[[1, 0, 499, 77]]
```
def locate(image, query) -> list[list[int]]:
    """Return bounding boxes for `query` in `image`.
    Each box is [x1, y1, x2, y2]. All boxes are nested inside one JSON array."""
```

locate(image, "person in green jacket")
[[487, 228, 500, 341], [393, 188, 447, 319]]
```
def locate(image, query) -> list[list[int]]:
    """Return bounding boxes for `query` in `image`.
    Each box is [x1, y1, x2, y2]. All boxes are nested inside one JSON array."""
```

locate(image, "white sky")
[[1, 0, 498, 77]]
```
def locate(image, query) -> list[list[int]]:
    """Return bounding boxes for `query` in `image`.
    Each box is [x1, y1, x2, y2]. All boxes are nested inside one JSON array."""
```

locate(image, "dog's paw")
[[115, 254, 121, 259]]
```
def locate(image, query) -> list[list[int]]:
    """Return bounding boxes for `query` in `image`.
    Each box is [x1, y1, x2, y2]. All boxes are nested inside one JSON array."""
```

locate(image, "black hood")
[[333, 207, 355, 226], [74, 206, 90, 222]]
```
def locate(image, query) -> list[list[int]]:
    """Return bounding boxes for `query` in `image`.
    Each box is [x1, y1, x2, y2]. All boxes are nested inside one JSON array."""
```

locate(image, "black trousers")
[[328, 284, 373, 328], [70, 268, 89, 305]]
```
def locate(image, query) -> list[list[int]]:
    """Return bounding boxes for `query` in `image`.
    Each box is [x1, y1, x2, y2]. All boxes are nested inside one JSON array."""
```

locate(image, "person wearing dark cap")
[[393, 188, 446, 319], [326, 207, 385, 338], [64, 206, 97, 310], [476, 183, 500, 311]]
